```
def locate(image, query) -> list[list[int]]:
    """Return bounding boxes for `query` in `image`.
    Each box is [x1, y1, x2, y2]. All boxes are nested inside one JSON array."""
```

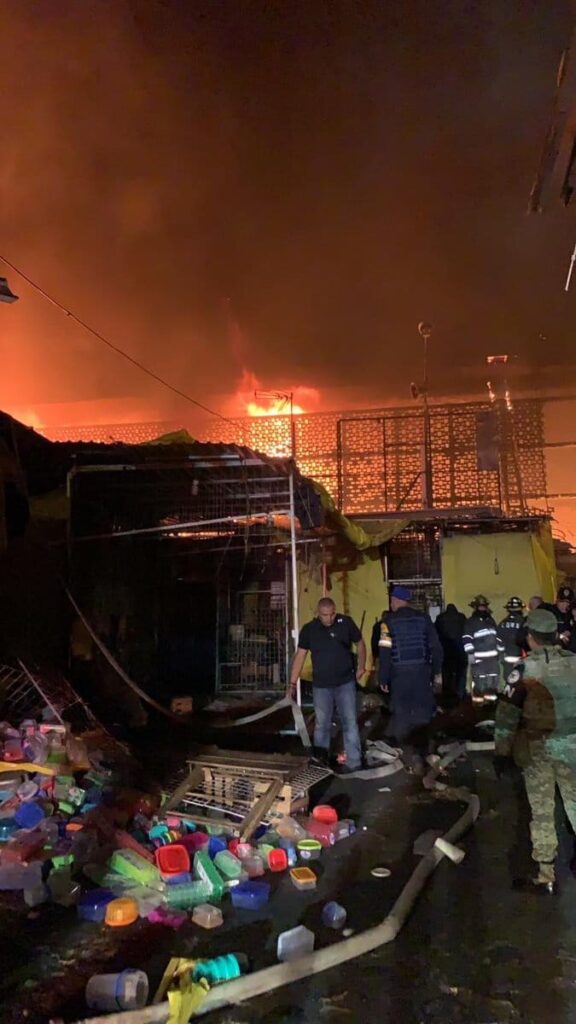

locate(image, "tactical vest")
[[379, 611, 429, 666]]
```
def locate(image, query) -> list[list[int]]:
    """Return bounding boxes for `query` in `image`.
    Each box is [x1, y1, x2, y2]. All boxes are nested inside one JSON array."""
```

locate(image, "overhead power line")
[[0, 253, 237, 427]]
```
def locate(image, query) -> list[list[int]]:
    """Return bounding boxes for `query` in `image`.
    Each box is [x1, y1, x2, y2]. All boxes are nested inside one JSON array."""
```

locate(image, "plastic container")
[[290, 866, 317, 891], [48, 867, 81, 907], [178, 831, 209, 854], [227, 838, 240, 856], [0, 773, 23, 803], [165, 879, 212, 909], [0, 860, 43, 890], [17, 781, 39, 802], [3, 738, 23, 761], [192, 903, 223, 929], [148, 905, 187, 929], [278, 838, 298, 867], [312, 805, 338, 825], [192, 954, 242, 985], [194, 849, 224, 900], [113, 830, 155, 864], [243, 854, 265, 878], [214, 850, 242, 880], [303, 819, 336, 848], [77, 888, 116, 922], [276, 816, 308, 842], [207, 836, 227, 859], [2, 831, 45, 863], [14, 801, 45, 830], [0, 818, 17, 842], [104, 896, 139, 927], [297, 839, 322, 861], [330, 819, 356, 843], [24, 881, 48, 907], [236, 842, 253, 860], [85, 969, 149, 1011], [154, 843, 190, 876], [230, 880, 270, 910], [277, 925, 315, 962], [164, 870, 192, 886], [322, 901, 347, 929], [124, 886, 163, 918], [109, 849, 162, 888], [268, 848, 288, 872]]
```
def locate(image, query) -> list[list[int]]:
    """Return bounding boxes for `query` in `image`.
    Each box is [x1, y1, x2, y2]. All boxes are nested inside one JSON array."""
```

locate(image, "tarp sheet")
[[312, 481, 408, 550], [441, 524, 557, 615]]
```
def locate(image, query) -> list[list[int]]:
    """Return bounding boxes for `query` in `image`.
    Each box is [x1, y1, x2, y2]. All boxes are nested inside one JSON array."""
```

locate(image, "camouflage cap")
[[526, 609, 558, 635]]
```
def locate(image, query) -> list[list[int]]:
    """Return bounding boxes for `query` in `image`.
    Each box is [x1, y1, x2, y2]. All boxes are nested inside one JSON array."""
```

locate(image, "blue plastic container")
[[230, 880, 270, 910], [207, 836, 227, 860], [77, 888, 117, 922], [164, 871, 192, 886], [321, 901, 347, 929], [278, 838, 298, 866], [14, 801, 45, 830], [0, 818, 17, 842]]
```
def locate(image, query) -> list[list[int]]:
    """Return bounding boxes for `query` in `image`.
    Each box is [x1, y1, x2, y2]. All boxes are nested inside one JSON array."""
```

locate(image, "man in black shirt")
[[289, 597, 366, 771]]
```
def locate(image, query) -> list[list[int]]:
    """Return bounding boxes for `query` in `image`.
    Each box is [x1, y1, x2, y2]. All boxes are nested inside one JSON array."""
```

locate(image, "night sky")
[[1, 0, 574, 423]]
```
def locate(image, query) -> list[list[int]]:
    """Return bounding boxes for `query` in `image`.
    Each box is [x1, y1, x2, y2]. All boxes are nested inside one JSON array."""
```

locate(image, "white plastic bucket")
[[85, 969, 149, 1011]]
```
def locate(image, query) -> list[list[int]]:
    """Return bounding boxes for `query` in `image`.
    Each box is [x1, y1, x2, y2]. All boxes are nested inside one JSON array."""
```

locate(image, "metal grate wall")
[[48, 397, 548, 518], [216, 583, 289, 694]]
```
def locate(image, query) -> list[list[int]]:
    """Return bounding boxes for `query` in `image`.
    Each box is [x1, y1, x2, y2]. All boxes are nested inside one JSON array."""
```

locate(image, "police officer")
[[494, 608, 576, 893], [544, 586, 574, 646], [497, 596, 526, 684], [377, 586, 443, 766], [463, 595, 503, 702]]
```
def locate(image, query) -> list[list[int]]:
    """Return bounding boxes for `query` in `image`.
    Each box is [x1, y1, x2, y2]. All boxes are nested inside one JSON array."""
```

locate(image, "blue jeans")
[[313, 682, 362, 770]]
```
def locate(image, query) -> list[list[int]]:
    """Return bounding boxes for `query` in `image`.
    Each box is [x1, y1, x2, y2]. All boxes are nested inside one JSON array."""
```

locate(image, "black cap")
[[557, 586, 574, 602]]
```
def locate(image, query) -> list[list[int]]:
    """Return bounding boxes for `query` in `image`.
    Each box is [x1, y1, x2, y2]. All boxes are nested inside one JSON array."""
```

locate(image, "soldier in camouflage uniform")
[[494, 608, 576, 893]]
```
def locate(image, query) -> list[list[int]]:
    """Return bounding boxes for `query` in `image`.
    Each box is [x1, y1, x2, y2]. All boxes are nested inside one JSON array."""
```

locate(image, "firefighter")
[[377, 586, 443, 769], [497, 596, 526, 684], [463, 595, 504, 702]]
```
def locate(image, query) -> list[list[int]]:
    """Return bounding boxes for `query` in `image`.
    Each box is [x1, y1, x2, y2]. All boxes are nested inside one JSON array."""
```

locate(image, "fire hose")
[[73, 745, 479, 1024]]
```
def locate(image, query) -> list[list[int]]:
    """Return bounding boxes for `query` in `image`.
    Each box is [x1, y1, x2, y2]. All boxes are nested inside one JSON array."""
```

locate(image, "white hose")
[[74, 773, 479, 1024]]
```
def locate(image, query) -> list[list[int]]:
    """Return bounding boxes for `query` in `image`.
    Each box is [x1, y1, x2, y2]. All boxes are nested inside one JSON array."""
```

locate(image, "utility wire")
[[0, 253, 238, 427]]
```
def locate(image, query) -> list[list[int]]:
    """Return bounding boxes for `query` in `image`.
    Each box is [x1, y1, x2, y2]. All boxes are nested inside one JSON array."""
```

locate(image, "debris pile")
[[0, 716, 369, 1018]]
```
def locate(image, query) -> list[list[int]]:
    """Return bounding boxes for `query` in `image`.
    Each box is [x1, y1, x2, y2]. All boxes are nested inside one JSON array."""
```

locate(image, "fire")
[[232, 370, 320, 419], [247, 397, 305, 417]]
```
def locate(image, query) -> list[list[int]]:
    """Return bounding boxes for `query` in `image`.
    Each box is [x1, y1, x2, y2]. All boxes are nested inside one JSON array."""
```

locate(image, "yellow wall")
[[441, 525, 557, 615], [296, 523, 557, 680], [297, 549, 387, 678]]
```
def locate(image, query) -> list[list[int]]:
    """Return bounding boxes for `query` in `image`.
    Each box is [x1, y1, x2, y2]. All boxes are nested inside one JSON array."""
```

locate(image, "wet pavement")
[[2, 749, 576, 1024]]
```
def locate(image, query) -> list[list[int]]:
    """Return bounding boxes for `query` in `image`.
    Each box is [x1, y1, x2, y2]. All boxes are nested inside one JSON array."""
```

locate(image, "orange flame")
[[232, 370, 319, 419]]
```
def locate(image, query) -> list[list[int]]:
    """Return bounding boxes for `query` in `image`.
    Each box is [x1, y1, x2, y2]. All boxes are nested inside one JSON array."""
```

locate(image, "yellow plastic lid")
[[104, 897, 139, 927]]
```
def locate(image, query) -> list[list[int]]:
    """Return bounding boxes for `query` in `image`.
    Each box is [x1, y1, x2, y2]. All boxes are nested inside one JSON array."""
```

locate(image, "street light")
[[0, 277, 18, 303]]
